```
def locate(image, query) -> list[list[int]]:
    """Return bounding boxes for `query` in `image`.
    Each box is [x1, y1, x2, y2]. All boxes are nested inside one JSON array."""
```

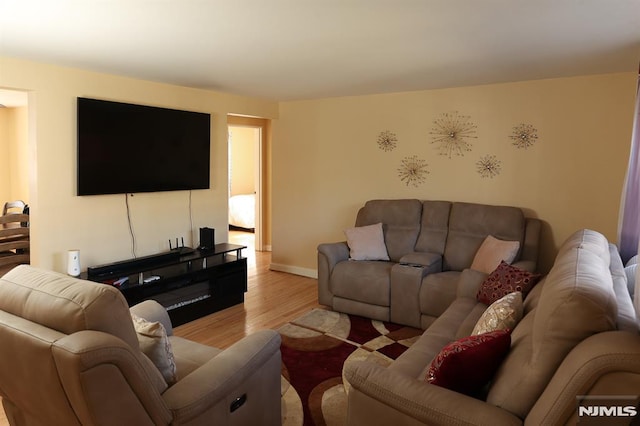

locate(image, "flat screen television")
[[77, 97, 211, 196]]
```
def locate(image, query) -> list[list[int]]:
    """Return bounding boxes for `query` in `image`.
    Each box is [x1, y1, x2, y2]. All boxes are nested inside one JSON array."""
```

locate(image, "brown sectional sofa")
[[318, 199, 542, 328], [343, 228, 640, 425]]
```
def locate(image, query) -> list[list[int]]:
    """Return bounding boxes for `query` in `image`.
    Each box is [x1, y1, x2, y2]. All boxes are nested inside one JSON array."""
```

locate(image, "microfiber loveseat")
[[343, 229, 640, 425], [318, 199, 542, 329]]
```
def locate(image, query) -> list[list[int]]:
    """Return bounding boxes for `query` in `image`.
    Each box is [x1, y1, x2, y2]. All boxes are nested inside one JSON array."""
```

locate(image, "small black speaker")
[[199, 227, 215, 250]]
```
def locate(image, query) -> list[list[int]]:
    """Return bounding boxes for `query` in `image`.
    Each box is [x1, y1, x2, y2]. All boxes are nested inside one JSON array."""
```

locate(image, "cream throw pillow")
[[131, 313, 177, 385], [344, 222, 390, 261], [470, 235, 520, 274], [472, 291, 523, 335]]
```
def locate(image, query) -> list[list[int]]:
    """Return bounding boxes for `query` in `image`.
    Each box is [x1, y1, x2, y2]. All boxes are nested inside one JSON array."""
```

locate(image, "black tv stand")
[[82, 244, 247, 326]]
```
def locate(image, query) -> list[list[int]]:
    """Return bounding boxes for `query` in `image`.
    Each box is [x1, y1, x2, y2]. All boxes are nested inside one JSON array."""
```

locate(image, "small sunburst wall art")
[[510, 123, 538, 149], [398, 155, 429, 187], [476, 154, 502, 179], [377, 130, 398, 152], [429, 111, 478, 158]]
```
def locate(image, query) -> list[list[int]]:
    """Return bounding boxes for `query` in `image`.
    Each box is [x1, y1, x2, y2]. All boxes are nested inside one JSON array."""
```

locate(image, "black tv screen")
[[77, 97, 211, 195]]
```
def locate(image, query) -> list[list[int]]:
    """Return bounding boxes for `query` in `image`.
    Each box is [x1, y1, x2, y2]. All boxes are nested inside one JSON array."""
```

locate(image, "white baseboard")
[[269, 263, 318, 279]]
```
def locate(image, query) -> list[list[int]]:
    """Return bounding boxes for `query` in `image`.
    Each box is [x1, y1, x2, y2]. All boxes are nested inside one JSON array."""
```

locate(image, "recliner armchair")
[[0, 265, 282, 426]]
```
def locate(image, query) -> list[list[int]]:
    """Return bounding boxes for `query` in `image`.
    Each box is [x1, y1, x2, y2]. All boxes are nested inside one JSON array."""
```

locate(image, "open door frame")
[[227, 115, 270, 251]]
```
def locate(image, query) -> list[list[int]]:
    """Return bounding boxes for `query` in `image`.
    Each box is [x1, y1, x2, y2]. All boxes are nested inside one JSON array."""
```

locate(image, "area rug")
[[279, 309, 423, 426]]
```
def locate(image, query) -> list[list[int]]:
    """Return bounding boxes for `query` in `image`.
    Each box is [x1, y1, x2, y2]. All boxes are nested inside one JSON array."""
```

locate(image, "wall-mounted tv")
[[77, 97, 211, 196]]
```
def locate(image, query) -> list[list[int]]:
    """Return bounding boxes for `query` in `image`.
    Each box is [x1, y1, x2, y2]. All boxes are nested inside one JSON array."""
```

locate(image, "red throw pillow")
[[476, 261, 542, 305], [425, 329, 511, 396]]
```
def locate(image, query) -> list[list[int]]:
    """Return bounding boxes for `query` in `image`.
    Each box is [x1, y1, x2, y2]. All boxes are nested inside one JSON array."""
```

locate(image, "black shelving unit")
[[82, 244, 248, 326]]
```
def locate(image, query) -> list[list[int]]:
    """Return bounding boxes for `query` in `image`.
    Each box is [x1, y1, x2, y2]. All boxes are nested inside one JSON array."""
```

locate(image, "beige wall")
[[0, 55, 635, 279], [271, 72, 637, 276], [0, 106, 29, 205], [0, 56, 278, 272]]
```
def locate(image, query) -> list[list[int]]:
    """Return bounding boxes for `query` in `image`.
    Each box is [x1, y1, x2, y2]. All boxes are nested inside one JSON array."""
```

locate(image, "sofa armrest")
[[399, 251, 442, 272], [317, 242, 350, 305], [130, 299, 173, 336], [525, 331, 640, 425], [318, 242, 350, 268], [162, 329, 281, 424], [345, 361, 521, 426]]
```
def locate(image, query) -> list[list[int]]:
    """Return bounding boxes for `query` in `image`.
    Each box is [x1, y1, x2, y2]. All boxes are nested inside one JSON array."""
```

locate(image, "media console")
[[81, 244, 247, 326]]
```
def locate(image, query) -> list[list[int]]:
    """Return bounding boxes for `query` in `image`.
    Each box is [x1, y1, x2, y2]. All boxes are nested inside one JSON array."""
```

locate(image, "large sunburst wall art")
[[398, 155, 429, 187], [476, 154, 502, 178], [429, 111, 478, 158], [377, 130, 398, 152], [510, 123, 538, 149]]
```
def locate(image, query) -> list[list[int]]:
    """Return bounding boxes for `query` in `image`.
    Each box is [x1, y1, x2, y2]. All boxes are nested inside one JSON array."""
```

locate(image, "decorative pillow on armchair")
[[344, 222, 390, 261], [476, 261, 542, 305], [472, 291, 523, 335], [470, 235, 520, 274], [131, 313, 177, 385], [425, 329, 511, 396]]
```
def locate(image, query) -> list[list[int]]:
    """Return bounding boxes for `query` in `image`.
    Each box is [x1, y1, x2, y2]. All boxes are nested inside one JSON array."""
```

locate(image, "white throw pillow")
[[344, 223, 390, 261], [131, 313, 177, 385], [472, 291, 523, 335], [470, 235, 520, 274]]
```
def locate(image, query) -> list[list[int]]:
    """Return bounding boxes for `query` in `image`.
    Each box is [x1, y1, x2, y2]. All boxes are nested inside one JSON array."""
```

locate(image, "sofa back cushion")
[[608, 243, 639, 333], [443, 202, 526, 271], [414, 200, 452, 255], [486, 229, 618, 418], [355, 199, 423, 262], [0, 265, 139, 349]]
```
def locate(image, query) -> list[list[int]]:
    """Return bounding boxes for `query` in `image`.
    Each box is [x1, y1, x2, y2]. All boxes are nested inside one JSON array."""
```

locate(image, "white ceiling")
[[0, 0, 639, 102]]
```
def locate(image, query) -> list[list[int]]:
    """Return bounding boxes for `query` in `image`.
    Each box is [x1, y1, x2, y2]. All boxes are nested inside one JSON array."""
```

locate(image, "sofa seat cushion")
[[169, 336, 222, 380], [391, 297, 486, 378], [419, 271, 462, 318], [332, 260, 394, 306]]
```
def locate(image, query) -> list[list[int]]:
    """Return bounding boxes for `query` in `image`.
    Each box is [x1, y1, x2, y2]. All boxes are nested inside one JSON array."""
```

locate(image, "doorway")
[[228, 125, 261, 252], [0, 88, 31, 273], [227, 114, 271, 254]]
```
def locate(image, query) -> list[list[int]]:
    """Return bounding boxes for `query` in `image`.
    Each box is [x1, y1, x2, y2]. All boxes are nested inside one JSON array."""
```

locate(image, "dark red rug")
[[279, 309, 422, 426]]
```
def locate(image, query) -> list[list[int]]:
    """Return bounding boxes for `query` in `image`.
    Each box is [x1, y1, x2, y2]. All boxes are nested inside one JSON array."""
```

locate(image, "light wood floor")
[[173, 239, 322, 348], [0, 232, 321, 424]]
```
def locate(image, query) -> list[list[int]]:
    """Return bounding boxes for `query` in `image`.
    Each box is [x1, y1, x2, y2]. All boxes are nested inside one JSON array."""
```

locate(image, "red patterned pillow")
[[425, 329, 511, 395], [476, 261, 542, 305]]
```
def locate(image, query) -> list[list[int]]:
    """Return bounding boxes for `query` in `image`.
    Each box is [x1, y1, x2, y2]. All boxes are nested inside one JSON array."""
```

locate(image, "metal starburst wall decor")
[[377, 130, 398, 152], [510, 123, 538, 149], [398, 155, 429, 187], [476, 154, 502, 178], [429, 111, 478, 158]]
